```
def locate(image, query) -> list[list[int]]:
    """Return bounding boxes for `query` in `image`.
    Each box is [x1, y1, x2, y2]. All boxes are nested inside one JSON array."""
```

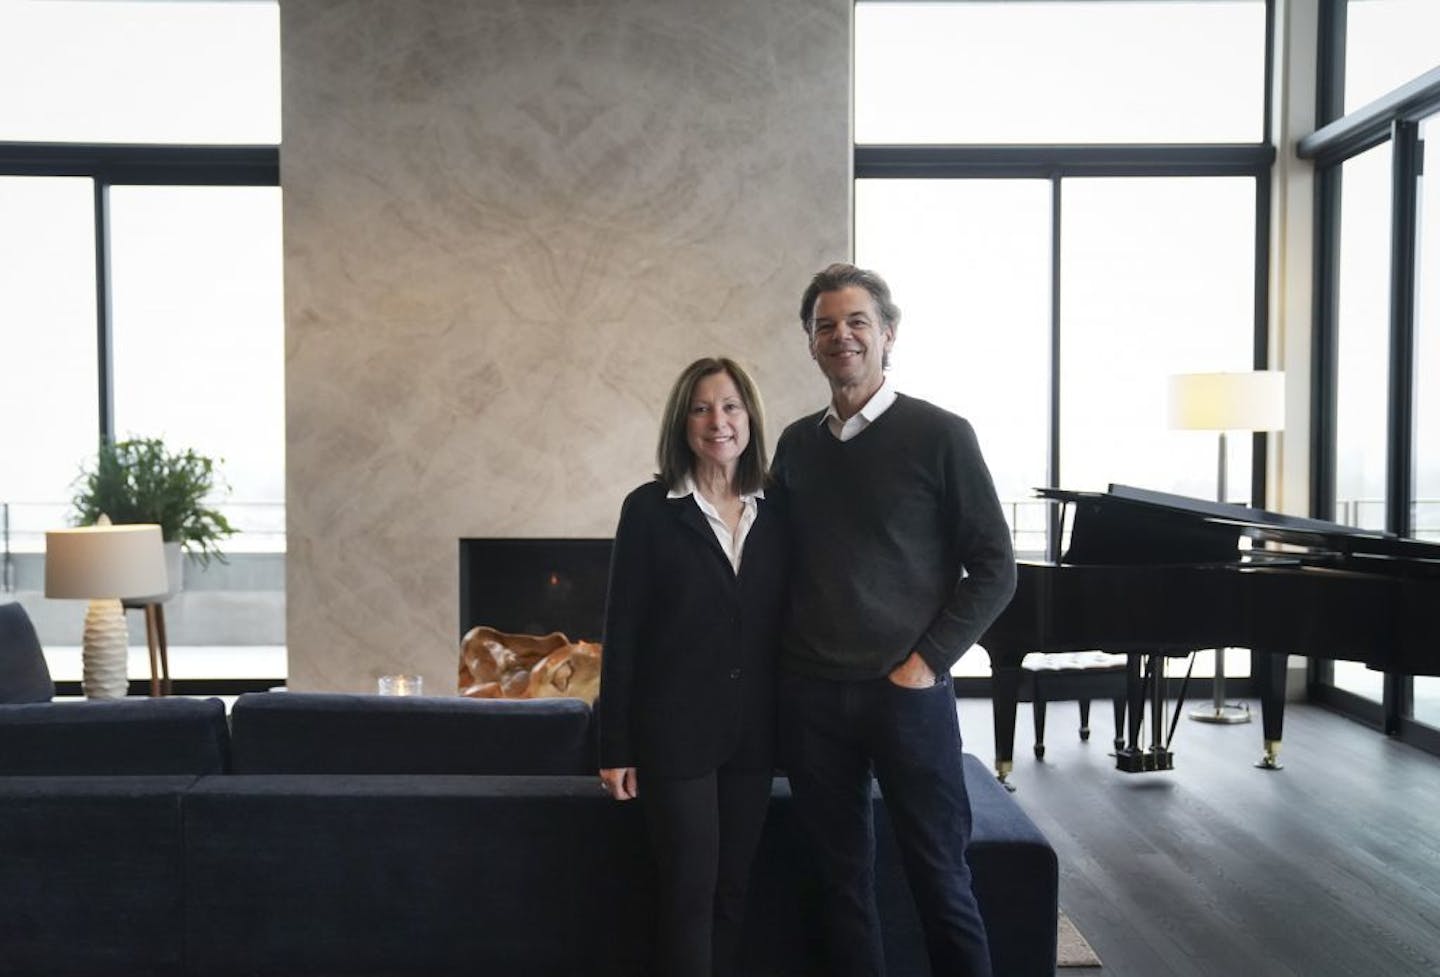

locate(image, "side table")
[[121, 601, 171, 697]]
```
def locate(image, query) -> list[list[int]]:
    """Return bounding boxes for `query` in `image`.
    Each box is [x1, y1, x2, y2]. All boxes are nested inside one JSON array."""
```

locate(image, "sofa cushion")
[[0, 697, 229, 775], [228, 692, 595, 775], [0, 602, 54, 704]]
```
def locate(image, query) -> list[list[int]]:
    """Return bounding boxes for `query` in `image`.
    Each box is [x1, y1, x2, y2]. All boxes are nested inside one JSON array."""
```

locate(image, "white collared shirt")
[[822, 375, 898, 442], [667, 473, 764, 573]]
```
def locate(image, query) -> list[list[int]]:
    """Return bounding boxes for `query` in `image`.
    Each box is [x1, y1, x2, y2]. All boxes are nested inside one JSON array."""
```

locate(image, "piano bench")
[[1021, 652, 1128, 760]]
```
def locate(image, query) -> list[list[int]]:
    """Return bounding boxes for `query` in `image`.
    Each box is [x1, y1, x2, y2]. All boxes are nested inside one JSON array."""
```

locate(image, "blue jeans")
[[779, 668, 992, 977]]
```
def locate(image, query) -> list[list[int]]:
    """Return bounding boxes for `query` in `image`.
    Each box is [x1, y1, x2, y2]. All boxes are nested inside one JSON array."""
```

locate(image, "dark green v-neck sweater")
[[770, 393, 1017, 680]]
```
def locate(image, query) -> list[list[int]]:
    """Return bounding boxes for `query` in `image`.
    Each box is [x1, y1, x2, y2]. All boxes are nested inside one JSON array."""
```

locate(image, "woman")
[[598, 356, 786, 977]]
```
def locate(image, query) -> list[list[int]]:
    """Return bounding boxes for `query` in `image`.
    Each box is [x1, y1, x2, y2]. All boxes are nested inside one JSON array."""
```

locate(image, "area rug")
[[1057, 910, 1103, 968]]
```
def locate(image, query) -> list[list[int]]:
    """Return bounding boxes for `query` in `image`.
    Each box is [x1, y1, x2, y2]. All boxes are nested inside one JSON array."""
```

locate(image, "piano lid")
[[1040, 483, 1440, 566]]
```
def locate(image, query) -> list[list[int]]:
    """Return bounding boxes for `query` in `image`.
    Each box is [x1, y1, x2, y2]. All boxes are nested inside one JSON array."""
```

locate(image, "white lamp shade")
[[1167, 371, 1285, 432], [44, 524, 169, 600]]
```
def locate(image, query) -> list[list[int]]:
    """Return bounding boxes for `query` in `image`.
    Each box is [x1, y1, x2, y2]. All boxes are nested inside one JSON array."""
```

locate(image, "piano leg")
[[1111, 695, 1126, 753], [1123, 653, 1145, 754], [991, 660, 1022, 788], [1116, 652, 1175, 773], [1254, 650, 1287, 770]]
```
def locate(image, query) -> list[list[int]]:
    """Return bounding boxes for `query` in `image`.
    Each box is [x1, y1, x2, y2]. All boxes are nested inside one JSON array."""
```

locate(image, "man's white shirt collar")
[[822, 376, 898, 442]]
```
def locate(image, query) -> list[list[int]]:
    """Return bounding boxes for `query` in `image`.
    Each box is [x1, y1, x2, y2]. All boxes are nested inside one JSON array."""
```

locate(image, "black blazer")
[[597, 479, 786, 779]]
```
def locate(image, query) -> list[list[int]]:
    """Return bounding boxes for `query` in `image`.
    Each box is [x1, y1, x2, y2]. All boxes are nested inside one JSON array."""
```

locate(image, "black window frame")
[[0, 141, 282, 697], [854, 0, 1277, 698], [1300, 0, 1440, 756]]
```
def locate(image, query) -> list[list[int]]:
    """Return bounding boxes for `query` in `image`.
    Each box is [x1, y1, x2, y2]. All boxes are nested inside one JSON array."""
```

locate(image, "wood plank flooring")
[[953, 698, 1440, 977]]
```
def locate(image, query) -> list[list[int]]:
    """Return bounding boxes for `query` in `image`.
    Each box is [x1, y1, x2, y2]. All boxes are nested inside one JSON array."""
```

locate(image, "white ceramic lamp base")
[[81, 597, 130, 699]]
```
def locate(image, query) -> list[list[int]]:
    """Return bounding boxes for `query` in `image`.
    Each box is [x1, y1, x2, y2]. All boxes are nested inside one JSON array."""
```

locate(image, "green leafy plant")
[[72, 437, 237, 566]]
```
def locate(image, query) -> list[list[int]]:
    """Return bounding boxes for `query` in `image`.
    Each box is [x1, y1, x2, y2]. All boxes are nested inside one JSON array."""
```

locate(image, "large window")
[[0, 177, 98, 551], [1305, 0, 1440, 747], [1059, 177, 1256, 500], [855, 178, 1052, 555], [1333, 144, 1392, 537], [0, 1, 283, 694], [0, 1, 280, 144], [1342, 0, 1440, 114], [1406, 111, 1439, 729], [110, 185, 286, 551], [855, 0, 1271, 682], [1413, 116, 1440, 545], [855, 1, 1265, 144]]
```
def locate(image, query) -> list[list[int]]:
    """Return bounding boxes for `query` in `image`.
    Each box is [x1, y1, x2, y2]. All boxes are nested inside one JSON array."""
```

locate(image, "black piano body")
[[980, 484, 1440, 782]]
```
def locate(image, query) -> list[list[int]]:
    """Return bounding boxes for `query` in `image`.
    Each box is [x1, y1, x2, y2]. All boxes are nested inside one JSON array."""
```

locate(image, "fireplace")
[[459, 538, 613, 642]]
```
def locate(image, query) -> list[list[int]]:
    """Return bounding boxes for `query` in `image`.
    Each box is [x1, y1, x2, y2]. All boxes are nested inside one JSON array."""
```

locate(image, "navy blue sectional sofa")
[[0, 693, 1058, 977]]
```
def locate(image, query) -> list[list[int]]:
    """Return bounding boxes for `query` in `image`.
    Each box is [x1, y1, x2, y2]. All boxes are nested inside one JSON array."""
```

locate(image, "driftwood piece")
[[458, 626, 602, 704]]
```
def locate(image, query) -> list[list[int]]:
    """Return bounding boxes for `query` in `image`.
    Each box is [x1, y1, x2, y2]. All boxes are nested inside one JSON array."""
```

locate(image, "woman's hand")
[[599, 767, 638, 800]]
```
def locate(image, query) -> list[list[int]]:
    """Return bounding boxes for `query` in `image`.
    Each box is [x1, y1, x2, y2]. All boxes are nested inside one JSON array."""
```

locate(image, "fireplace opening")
[[459, 538, 612, 642]]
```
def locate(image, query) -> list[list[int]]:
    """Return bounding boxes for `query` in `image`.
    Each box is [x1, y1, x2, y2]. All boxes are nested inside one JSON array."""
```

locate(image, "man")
[[770, 262, 1017, 977]]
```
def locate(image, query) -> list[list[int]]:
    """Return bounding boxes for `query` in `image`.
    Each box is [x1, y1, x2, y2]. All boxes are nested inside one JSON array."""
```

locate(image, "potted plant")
[[71, 436, 237, 597]]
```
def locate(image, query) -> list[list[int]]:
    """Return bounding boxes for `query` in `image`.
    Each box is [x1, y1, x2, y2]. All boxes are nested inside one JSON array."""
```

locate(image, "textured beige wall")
[[282, 0, 850, 692]]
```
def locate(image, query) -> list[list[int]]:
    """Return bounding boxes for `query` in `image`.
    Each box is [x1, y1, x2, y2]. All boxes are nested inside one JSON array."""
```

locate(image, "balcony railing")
[[2, 499, 287, 593]]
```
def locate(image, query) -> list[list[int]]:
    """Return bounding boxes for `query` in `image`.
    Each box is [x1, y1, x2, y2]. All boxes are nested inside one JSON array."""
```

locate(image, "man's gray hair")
[[798, 262, 901, 335]]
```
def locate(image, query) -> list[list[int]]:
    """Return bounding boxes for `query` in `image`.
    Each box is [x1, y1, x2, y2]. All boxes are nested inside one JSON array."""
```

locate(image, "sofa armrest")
[[0, 775, 195, 975]]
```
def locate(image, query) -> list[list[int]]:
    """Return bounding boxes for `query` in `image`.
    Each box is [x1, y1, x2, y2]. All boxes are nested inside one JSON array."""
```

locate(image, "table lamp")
[[1168, 370, 1285, 724], [45, 516, 169, 699]]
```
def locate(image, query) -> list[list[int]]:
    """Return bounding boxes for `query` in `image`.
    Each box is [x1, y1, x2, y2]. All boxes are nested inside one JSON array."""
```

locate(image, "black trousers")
[[778, 669, 992, 977], [641, 763, 773, 977]]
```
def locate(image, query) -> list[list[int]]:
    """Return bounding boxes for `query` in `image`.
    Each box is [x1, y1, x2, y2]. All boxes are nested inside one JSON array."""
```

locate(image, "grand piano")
[[981, 484, 1440, 782]]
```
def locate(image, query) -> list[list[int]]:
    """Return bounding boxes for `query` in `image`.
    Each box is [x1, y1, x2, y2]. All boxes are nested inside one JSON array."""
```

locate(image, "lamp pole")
[[1167, 370, 1285, 725], [1189, 429, 1251, 724]]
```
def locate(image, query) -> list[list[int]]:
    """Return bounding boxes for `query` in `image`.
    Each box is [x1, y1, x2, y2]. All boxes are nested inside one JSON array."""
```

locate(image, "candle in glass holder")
[[378, 673, 422, 696]]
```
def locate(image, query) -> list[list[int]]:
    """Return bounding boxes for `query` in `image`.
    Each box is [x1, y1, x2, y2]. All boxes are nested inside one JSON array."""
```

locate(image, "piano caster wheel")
[[1079, 727, 1091, 742], [1113, 738, 1125, 754], [995, 760, 1016, 792], [1033, 744, 1046, 761]]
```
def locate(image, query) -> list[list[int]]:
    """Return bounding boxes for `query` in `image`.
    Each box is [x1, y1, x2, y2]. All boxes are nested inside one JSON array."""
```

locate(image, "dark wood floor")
[[954, 697, 1440, 977]]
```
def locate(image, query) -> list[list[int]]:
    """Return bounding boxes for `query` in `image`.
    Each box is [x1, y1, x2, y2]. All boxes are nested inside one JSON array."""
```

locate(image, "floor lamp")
[[1167, 370, 1285, 724]]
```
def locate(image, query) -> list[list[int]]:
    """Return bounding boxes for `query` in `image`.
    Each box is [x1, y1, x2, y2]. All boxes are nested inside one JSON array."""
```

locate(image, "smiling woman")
[[599, 355, 785, 977]]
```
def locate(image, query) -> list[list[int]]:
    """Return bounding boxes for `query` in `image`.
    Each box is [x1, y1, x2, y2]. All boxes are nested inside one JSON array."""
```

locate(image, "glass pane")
[[0, 1, 280, 144], [109, 185, 286, 554], [0, 176, 98, 554], [1344, 0, 1440, 114], [1416, 677, 1440, 729], [856, 0, 1266, 145], [1331, 144, 1392, 704], [856, 178, 1052, 677], [1414, 116, 1440, 545], [1334, 145, 1391, 535], [1059, 177, 1257, 502], [856, 179, 1052, 553]]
